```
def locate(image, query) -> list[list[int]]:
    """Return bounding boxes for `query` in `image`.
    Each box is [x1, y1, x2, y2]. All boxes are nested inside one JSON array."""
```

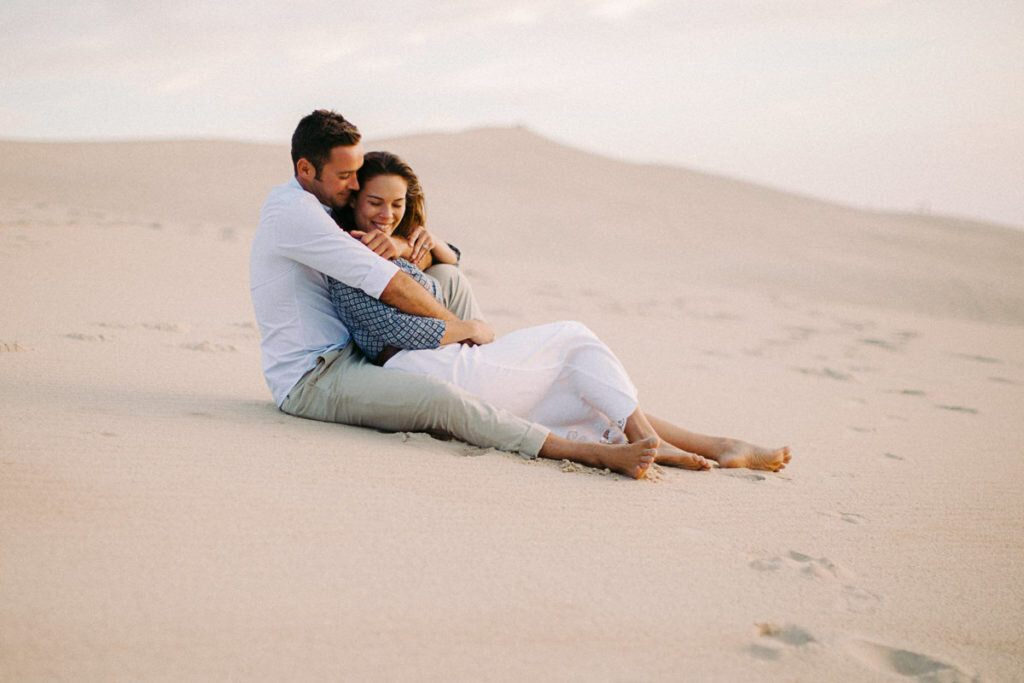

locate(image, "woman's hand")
[[406, 225, 436, 265], [407, 226, 460, 269]]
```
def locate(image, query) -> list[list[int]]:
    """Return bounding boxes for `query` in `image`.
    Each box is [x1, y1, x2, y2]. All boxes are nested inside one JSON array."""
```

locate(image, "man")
[[250, 110, 555, 457], [250, 110, 789, 479]]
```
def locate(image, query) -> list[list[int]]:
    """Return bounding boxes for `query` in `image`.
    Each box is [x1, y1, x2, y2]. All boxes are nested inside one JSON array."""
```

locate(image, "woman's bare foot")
[[655, 444, 712, 471], [717, 440, 791, 472]]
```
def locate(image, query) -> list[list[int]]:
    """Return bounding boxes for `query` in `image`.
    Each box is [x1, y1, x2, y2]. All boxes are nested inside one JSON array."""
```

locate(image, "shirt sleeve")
[[273, 190, 398, 298], [447, 242, 462, 266], [327, 276, 446, 361]]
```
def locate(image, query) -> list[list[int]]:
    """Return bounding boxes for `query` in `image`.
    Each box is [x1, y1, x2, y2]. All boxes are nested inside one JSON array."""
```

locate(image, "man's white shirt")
[[250, 177, 399, 406]]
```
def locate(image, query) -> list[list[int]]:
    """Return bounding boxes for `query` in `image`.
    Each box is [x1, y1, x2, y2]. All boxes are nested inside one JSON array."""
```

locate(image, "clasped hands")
[[350, 225, 435, 266]]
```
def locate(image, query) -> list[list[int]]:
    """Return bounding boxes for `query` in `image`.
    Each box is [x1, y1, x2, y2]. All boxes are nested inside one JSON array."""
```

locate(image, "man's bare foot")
[[717, 440, 791, 472], [593, 436, 658, 479], [655, 444, 712, 471], [539, 434, 658, 479]]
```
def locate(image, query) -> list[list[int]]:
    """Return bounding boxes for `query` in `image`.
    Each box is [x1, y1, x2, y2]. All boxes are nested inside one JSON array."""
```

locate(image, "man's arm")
[[380, 270, 459, 322], [269, 188, 466, 324], [380, 270, 493, 346], [329, 274, 493, 361]]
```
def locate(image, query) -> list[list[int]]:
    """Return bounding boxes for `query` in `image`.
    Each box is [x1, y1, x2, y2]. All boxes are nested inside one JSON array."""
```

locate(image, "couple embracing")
[[249, 110, 790, 479]]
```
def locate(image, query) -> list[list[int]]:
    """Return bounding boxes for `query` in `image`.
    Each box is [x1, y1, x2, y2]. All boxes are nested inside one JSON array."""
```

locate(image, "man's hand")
[[351, 229, 401, 260], [439, 318, 494, 347], [406, 225, 436, 265], [466, 320, 495, 345]]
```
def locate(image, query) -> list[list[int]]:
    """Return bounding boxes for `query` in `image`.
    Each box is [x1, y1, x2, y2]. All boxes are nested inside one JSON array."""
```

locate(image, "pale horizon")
[[3, 0, 1022, 229]]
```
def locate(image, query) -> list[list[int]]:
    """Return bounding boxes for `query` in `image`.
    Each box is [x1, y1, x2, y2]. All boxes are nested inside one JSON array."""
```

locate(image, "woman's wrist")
[[430, 241, 459, 265]]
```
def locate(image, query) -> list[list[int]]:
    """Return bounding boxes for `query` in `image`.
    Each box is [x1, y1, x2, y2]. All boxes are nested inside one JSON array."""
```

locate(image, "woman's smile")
[[353, 174, 407, 235]]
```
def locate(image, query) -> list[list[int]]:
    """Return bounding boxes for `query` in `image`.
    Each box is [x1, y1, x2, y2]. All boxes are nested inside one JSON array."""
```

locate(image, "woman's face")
[[353, 174, 407, 236]]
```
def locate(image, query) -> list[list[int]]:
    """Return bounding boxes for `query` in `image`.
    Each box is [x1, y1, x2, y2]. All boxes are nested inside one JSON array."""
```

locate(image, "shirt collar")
[[288, 176, 332, 214]]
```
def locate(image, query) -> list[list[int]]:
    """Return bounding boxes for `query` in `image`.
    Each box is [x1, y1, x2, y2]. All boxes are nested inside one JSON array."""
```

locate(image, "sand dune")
[[1, 130, 1022, 681], [4, 128, 1021, 323]]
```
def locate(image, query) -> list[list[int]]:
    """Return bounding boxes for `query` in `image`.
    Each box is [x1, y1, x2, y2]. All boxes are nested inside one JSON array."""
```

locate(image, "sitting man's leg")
[[425, 263, 484, 321], [280, 343, 549, 457]]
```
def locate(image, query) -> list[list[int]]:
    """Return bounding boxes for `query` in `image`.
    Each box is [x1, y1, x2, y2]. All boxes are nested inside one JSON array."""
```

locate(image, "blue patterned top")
[[327, 258, 446, 362]]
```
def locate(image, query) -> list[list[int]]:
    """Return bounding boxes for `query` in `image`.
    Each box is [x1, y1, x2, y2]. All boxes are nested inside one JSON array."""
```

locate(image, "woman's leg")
[[530, 326, 789, 472], [522, 322, 639, 442], [425, 263, 484, 320], [644, 413, 791, 472], [620, 409, 712, 470]]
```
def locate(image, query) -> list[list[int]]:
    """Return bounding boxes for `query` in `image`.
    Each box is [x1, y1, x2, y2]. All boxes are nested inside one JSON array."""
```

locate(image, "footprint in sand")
[[795, 366, 856, 382], [856, 330, 918, 352], [836, 318, 874, 333], [839, 586, 882, 615], [95, 322, 187, 333], [0, 342, 31, 352], [844, 638, 979, 682], [750, 552, 883, 617], [821, 511, 866, 525], [757, 622, 816, 646], [749, 551, 854, 582], [180, 341, 237, 352], [935, 405, 978, 415], [143, 322, 186, 332], [723, 471, 767, 482], [748, 556, 783, 572], [782, 325, 817, 342], [745, 622, 817, 661], [950, 352, 1000, 365], [858, 337, 901, 351], [787, 551, 855, 581], [66, 332, 113, 342]]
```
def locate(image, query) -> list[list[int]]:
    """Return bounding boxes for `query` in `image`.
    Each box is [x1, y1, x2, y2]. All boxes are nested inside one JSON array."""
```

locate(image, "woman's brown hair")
[[356, 151, 426, 239]]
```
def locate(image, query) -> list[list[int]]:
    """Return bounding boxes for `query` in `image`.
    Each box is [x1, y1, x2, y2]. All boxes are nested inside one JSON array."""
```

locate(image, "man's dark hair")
[[291, 110, 361, 179]]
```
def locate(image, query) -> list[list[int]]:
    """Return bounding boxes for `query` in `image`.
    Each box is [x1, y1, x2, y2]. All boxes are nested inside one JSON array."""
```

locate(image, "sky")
[[2, 0, 1022, 228]]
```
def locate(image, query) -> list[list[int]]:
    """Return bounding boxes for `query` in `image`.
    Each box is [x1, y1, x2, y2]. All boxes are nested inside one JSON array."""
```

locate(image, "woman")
[[328, 152, 791, 479]]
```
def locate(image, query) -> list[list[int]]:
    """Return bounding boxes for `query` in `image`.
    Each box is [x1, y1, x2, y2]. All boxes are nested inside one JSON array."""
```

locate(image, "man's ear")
[[296, 158, 314, 180]]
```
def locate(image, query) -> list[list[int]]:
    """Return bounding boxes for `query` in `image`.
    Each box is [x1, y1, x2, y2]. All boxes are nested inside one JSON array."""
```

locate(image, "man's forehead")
[[329, 143, 364, 171]]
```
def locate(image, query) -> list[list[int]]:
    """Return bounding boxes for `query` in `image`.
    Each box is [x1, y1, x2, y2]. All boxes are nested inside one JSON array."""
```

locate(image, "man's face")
[[297, 143, 364, 212]]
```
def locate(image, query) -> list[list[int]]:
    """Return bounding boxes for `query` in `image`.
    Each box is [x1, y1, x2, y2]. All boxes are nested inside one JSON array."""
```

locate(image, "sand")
[[2, 129, 1022, 681]]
